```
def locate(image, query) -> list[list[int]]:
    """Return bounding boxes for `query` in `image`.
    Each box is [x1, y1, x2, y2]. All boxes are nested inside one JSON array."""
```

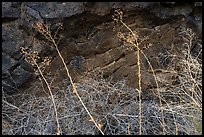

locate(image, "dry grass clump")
[[0, 78, 160, 135], [2, 78, 137, 135], [158, 28, 202, 134], [2, 55, 202, 135]]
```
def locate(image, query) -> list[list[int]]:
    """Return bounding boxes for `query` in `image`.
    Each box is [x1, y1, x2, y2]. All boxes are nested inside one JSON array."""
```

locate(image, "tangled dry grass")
[[2, 38, 202, 134], [2, 66, 202, 135], [2, 10, 202, 135]]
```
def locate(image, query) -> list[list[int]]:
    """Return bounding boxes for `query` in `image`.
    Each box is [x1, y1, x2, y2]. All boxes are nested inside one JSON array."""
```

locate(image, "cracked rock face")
[[2, 2, 202, 94]]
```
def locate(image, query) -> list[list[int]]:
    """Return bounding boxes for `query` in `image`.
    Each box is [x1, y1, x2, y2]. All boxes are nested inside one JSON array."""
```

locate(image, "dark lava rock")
[[2, 2, 202, 94]]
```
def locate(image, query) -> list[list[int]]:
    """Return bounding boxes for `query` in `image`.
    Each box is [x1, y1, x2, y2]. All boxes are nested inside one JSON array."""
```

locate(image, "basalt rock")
[[2, 2, 202, 94]]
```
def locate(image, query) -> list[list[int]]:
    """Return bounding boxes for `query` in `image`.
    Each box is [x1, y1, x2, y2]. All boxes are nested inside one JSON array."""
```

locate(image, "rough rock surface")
[[2, 2, 202, 94]]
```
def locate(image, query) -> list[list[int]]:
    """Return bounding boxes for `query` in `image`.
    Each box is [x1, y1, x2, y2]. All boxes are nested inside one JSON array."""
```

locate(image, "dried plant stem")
[[136, 33, 142, 136], [31, 56, 61, 135], [48, 34, 105, 135], [34, 22, 104, 134], [120, 21, 142, 135], [73, 86, 105, 135], [119, 19, 169, 134], [138, 48, 165, 134], [128, 121, 131, 135]]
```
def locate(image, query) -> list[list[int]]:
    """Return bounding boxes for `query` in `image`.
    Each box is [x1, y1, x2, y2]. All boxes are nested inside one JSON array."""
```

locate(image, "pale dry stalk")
[[21, 48, 62, 135], [114, 9, 166, 134], [34, 22, 105, 135], [117, 11, 142, 135]]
